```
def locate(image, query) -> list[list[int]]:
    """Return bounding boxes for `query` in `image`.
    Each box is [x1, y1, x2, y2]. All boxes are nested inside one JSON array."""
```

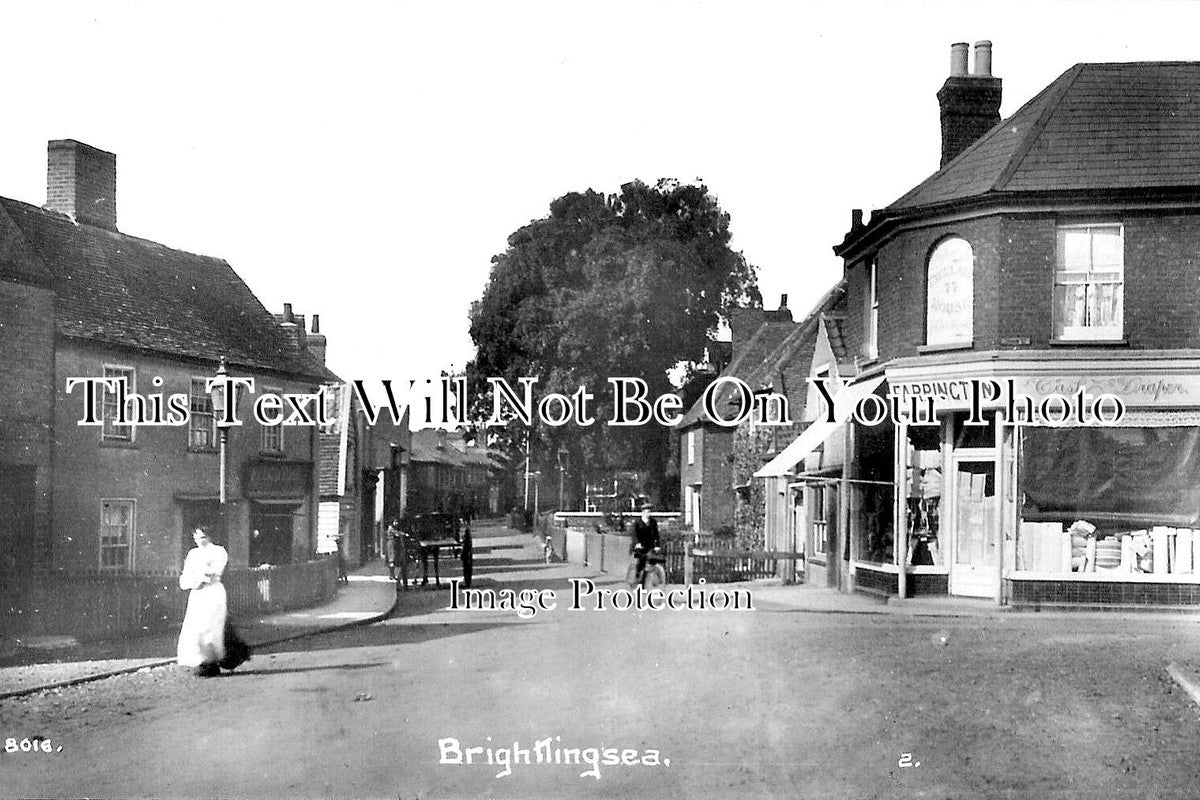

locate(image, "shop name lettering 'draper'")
[[64, 374, 1128, 429]]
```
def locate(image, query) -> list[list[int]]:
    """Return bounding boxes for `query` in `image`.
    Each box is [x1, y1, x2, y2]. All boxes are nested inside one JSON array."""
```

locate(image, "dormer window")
[[1054, 224, 1123, 341]]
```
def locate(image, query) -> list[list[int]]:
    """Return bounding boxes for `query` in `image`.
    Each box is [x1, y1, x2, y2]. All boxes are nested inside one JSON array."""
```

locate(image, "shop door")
[[948, 458, 999, 597]]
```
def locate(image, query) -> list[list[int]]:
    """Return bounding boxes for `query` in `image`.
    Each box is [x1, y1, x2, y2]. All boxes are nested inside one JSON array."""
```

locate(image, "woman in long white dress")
[[177, 528, 229, 677]]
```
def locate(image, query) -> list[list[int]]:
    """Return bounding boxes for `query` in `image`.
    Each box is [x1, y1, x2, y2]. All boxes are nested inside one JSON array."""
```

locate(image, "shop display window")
[[905, 424, 943, 567], [1016, 426, 1200, 578], [853, 417, 895, 564]]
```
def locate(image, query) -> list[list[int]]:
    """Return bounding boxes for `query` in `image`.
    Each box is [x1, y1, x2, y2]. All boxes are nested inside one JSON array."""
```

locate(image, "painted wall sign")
[[925, 238, 974, 347]]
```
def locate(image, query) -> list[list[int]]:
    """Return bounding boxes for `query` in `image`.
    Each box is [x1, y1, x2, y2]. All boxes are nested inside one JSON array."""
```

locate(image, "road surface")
[[4, 528, 1200, 799]]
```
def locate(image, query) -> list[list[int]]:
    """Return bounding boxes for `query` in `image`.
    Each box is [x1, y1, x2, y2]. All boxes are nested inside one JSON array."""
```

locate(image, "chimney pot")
[[937, 41, 1002, 167], [851, 208, 864, 229], [283, 303, 294, 323], [779, 294, 788, 310], [950, 42, 969, 76], [312, 314, 320, 334], [973, 40, 993, 77]]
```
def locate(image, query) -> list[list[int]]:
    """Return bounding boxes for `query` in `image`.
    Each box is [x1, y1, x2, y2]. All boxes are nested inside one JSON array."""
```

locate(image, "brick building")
[[728, 283, 846, 559], [0, 140, 337, 595], [316, 381, 411, 568], [759, 44, 1200, 607], [406, 428, 499, 517], [677, 298, 794, 535]]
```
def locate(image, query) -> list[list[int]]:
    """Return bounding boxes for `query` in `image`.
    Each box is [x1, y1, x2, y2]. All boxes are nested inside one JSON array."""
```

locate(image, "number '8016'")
[[6, 737, 55, 753]]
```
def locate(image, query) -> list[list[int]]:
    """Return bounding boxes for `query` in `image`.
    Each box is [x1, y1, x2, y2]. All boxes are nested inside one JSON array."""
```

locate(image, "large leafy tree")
[[467, 179, 760, 507]]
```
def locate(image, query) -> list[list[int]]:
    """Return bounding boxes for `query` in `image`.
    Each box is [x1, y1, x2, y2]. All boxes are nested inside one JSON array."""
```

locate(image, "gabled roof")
[[739, 282, 847, 409], [678, 318, 797, 429], [0, 197, 337, 382], [890, 62, 1200, 212]]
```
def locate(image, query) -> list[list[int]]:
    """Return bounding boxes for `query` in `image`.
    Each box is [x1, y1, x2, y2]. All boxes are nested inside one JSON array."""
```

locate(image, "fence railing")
[[2, 555, 339, 642], [540, 517, 802, 585]]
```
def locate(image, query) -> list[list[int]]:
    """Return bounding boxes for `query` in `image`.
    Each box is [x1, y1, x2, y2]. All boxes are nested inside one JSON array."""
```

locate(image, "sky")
[[3, 0, 1200, 386]]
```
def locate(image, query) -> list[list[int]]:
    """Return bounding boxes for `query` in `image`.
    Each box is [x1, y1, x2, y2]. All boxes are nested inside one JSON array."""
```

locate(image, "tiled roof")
[[890, 62, 1200, 212], [0, 197, 336, 382], [679, 320, 797, 428], [740, 282, 846, 410]]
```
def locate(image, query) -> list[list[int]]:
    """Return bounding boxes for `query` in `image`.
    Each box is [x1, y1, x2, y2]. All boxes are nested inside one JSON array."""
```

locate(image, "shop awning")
[[754, 375, 886, 478]]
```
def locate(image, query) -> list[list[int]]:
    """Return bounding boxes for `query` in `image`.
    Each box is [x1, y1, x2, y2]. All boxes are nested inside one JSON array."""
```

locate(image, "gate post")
[[684, 540, 694, 586]]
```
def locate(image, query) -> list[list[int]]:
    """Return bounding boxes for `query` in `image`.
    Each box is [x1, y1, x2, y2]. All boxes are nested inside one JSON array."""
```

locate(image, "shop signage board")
[[889, 374, 1200, 411]]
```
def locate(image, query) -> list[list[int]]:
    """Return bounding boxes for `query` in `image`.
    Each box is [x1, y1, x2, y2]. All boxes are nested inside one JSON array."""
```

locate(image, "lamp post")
[[557, 445, 568, 511], [523, 433, 531, 512], [208, 357, 234, 504]]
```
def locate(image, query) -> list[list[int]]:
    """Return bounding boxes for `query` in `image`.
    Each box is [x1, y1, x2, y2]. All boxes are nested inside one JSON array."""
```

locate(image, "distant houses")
[[406, 428, 501, 517]]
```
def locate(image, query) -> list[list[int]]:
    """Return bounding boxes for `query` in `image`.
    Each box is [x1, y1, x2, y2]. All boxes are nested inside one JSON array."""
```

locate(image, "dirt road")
[[4, 530, 1200, 799]]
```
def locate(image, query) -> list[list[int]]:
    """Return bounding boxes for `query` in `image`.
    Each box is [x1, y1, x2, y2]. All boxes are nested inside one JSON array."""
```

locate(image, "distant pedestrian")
[[460, 522, 473, 589], [335, 534, 349, 584], [178, 528, 250, 677]]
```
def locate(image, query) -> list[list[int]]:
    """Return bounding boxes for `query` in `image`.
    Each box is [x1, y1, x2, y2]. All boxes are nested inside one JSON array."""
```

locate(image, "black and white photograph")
[[6, 1, 1200, 798]]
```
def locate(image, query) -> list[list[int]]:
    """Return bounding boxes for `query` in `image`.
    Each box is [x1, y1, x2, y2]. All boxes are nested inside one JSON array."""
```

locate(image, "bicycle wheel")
[[643, 564, 666, 589]]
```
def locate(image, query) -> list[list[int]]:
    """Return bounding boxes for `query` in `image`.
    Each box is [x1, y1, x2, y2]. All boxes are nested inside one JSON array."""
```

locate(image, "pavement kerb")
[[0, 588, 403, 702]]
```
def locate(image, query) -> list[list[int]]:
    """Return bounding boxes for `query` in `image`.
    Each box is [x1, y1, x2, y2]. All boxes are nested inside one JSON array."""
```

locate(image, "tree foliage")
[[467, 179, 760, 503]]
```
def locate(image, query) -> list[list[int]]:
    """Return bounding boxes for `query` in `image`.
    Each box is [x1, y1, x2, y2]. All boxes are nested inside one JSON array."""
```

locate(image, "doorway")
[[948, 457, 999, 597], [0, 465, 36, 576]]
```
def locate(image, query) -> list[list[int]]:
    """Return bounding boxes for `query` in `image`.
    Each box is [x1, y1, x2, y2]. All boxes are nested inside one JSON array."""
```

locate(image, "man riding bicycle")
[[630, 503, 661, 582]]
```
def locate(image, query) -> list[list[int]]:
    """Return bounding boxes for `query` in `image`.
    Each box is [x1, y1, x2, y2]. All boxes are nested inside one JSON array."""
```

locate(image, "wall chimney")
[[936, 41, 1002, 167], [276, 302, 302, 355], [306, 314, 327, 365], [45, 140, 118, 230]]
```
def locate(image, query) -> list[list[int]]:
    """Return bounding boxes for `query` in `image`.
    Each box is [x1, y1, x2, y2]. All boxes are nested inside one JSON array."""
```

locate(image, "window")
[[864, 259, 879, 360], [811, 484, 829, 557], [926, 237, 974, 347], [323, 384, 342, 432], [189, 378, 216, 449], [1055, 224, 1123, 340], [261, 387, 283, 452], [102, 365, 135, 441], [100, 500, 134, 570], [687, 430, 696, 465]]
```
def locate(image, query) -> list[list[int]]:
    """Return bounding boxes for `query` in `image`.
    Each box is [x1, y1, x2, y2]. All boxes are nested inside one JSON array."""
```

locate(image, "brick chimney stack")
[[306, 314, 327, 365], [45, 140, 118, 230], [937, 41, 1002, 167]]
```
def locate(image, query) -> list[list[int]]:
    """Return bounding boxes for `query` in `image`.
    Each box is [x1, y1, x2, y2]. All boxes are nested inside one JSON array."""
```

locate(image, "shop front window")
[[854, 416, 895, 564], [1016, 425, 1200, 577], [904, 424, 944, 566]]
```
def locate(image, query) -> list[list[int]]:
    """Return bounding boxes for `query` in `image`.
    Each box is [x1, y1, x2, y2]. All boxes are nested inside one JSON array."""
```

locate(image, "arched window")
[[926, 237, 973, 347]]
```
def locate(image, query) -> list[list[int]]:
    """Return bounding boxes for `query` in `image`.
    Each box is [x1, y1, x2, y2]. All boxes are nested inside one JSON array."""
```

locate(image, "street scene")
[[10, 2, 1200, 799], [5, 522, 1200, 799]]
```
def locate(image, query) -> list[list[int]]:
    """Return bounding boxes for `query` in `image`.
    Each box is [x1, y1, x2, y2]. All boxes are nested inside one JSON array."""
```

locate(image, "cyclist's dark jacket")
[[631, 517, 660, 552]]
